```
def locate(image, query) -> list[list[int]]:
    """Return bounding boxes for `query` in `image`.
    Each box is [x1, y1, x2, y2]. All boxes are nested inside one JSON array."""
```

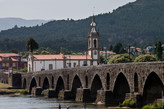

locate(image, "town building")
[[0, 53, 27, 70], [128, 46, 142, 56], [100, 51, 116, 57], [28, 15, 100, 72]]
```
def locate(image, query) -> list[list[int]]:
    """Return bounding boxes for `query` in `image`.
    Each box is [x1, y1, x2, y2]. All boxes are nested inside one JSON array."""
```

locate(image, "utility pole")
[[128, 45, 131, 61], [86, 51, 88, 66]]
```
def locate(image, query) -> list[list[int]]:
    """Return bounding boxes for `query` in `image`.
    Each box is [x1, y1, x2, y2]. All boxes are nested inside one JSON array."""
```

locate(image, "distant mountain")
[[0, 0, 163, 52], [0, 18, 48, 31]]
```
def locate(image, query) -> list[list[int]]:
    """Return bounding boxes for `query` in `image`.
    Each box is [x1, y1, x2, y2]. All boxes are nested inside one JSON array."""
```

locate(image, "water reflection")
[[0, 96, 108, 109]]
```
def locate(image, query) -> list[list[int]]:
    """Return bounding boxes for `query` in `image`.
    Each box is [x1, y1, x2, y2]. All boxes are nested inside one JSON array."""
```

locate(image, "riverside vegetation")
[[0, 83, 28, 95]]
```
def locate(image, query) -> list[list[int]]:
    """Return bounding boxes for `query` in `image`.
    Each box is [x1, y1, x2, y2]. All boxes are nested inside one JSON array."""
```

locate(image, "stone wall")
[[21, 62, 164, 106], [0, 72, 8, 84]]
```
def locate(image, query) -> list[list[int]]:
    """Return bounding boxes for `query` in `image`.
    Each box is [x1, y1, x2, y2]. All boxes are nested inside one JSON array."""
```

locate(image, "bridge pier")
[[96, 89, 106, 104], [47, 90, 56, 98], [76, 88, 91, 103], [31, 87, 42, 96], [125, 93, 143, 107]]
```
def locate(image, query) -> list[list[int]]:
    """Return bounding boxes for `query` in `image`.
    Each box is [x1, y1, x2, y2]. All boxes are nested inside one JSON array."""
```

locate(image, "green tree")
[[8, 49, 19, 53], [109, 44, 113, 51], [108, 53, 132, 64], [26, 37, 39, 52], [100, 55, 106, 64], [155, 41, 163, 61], [113, 43, 124, 54], [134, 54, 157, 62]]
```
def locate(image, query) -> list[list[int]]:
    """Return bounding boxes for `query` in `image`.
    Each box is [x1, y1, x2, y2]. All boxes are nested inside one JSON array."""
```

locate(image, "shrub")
[[142, 102, 164, 109], [19, 67, 27, 72], [134, 54, 157, 62], [108, 54, 132, 64], [142, 105, 152, 109], [13, 67, 27, 72], [119, 98, 135, 108], [41, 90, 48, 96]]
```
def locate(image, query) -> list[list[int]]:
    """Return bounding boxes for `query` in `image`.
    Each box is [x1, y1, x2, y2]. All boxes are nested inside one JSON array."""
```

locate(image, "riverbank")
[[0, 83, 28, 95], [0, 83, 141, 109]]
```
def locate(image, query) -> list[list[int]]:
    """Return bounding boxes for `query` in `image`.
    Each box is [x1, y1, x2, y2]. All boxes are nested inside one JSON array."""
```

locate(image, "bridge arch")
[[51, 76, 54, 88], [113, 72, 130, 104], [71, 75, 82, 100], [106, 73, 110, 90], [22, 78, 26, 89], [38, 77, 41, 87], [42, 77, 50, 90], [90, 74, 103, 102], [85, 76, 88, 88], [134, 73, 138, 92], [29, 77, 37, 94], [143, 72, 164, 104], [55, 76, 65, 97]]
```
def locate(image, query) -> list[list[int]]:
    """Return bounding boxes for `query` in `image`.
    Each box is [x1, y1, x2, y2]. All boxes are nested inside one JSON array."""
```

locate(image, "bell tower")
[[88, 15, 100, 65]]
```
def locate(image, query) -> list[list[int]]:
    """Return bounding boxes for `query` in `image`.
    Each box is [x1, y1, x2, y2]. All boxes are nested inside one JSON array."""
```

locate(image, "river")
[[0, 96, 108, 109], [0, 96, 142, 109]]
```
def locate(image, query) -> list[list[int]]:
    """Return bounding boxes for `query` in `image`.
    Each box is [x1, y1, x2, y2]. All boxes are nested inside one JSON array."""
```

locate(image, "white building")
[[128, 46, 142, 56], [28, 15, 100, 72], [100, 51, 116, 57]]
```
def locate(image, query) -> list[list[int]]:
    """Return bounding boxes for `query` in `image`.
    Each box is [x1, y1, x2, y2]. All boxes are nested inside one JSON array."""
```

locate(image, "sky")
[[0, 0, 136, 20]]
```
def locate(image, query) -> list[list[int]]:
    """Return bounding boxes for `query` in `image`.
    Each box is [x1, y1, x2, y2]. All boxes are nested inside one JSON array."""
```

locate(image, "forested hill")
[[0, 0, 163, 52]]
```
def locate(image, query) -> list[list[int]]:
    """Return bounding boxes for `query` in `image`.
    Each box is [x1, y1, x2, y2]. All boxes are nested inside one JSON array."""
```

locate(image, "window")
[[49, 64, 53, 70], [83, 61, 87, 66], [12, 63, 16, 67], [6, 63, 9, 67], [2, 63, 5, 67], [94, 39, 97, 48], [69, 63, 71, 67], [73, 63, 76, 67]]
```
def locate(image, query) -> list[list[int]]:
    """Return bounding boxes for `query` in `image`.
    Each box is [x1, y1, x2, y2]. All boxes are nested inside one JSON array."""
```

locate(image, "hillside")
[[0, 0, 163, 51], [0, 18, 47, 31]]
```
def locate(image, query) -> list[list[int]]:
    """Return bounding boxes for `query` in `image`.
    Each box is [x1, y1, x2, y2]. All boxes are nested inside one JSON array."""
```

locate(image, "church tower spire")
[[88, 15, 100, 65]]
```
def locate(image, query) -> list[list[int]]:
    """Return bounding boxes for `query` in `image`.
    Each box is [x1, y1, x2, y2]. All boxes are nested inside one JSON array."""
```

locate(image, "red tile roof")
[[130, 46, 135, 49], [11, 57, 19, 61], [136, 48, 142, 52], [33, 54, 63, 60], [0, 53, 20, 57], [33, 54, 92, 60], [65, 55, 92, 60], [100, 51, 116, 54]]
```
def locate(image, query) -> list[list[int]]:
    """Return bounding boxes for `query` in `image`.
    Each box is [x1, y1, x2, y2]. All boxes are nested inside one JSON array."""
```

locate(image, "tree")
[[113, 42, 124, 54], [108, 54, 132, 64], [8, 49, 19, 53], [119, 47, 127, 54], [155, 41, 163, 61], [100, 55, 106, 64], [26, 37, 39, 52], [109, 44, 113, 51], [134, 54, 157, 62]]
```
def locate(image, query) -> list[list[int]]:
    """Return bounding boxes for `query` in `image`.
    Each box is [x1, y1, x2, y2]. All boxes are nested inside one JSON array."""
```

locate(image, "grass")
[[0, 83, 28, 95], [142, 102, 164, 109], [119, 98, 135, 108], [0, 83, 11, 89]]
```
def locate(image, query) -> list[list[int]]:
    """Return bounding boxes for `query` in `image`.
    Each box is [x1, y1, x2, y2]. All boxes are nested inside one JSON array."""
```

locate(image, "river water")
[[0, 96, 109, 109], [0, 96, 141, 109]]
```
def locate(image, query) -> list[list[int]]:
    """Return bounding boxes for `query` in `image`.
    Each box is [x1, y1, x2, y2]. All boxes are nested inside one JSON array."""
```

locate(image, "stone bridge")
[[22, 62, 164, 106]]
